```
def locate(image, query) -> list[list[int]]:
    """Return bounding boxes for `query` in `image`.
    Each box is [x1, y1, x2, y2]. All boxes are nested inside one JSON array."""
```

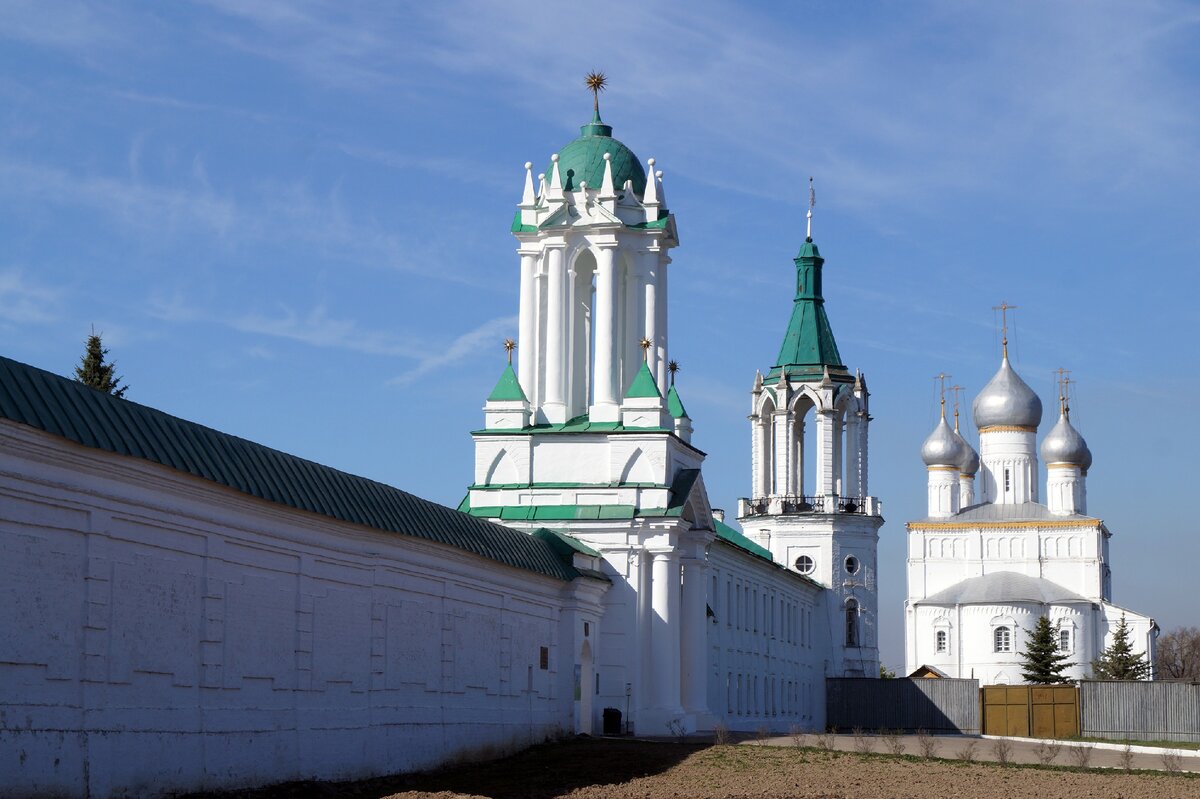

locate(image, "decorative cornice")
[[979, 424, 1036, 434], [906, 519, 1102, 531]]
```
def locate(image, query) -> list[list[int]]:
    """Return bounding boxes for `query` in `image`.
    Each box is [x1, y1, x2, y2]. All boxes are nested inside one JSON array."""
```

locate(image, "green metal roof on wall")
[[625, 361, 662, 399], [772, 236, 844, 376], [714, 519, 774, 563], [549, 113, 647, 196], [0, 354, 581, 583], [487, 364, 527, 402]]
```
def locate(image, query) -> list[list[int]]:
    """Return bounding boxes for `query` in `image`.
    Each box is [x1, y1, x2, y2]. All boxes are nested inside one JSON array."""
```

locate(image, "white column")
[[642, 251, 660, 386], [543, 245, 567, 422], [517, 251, 537, 405], [680, 557, 709, 714], [858, 413, 870, 497], [772, 410, 790, 499], [656, 255, 670, 391], [625, 259, 644, 392], [651, 549, 683, 713], [591, 245, 619, 421], [816, 409, 835, 495]]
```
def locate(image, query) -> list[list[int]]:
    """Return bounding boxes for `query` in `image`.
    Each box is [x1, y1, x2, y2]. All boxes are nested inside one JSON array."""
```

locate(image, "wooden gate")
[[981, 685, 1078, 738]]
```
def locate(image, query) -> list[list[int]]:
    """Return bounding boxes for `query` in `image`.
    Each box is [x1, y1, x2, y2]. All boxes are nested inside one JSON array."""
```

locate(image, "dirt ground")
[[186, 737, 1200, 799]]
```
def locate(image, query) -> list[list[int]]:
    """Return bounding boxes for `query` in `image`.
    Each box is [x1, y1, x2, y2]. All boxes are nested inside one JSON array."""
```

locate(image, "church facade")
[[905, 338, 1156, 682]]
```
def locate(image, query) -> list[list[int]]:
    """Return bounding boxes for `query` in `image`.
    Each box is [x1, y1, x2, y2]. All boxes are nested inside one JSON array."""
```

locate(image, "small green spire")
[[625, 361, 662, 399], [666, 384, 688, 419], [487, 364, 527, 402]]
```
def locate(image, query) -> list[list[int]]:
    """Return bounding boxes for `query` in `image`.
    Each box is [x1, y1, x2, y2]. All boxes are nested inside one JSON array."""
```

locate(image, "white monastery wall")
[[0, 421, 593, 798], [705, 543, 828, 732]]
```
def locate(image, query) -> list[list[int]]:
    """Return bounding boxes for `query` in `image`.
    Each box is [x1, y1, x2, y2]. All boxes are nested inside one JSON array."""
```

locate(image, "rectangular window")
[[1059, 629, 1071, 652], [1004, 469, 1011, 493], [936, 630, 948, 653], [539, 646, 549, 670]]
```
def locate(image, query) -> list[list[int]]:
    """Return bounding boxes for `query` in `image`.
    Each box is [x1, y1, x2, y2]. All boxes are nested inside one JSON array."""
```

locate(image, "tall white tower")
[[464, 89, 716, 735], [736, 220, 884, 678]]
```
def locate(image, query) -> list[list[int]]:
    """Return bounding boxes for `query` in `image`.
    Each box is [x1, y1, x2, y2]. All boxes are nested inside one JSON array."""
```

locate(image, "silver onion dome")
[[922, 416, 966, 467], [972, 356, 1043, 429], [1040, 412, 1091, 469], [955, 432, 980, 475]]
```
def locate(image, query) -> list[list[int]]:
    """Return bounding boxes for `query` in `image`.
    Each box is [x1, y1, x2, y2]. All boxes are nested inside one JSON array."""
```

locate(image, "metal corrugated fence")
[[1080, 681, 1200, 743], [826, 678, 980, 734]]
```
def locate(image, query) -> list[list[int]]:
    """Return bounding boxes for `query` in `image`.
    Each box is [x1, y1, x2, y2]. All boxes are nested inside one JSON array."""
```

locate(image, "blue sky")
[[3, 1, 1198, 670]]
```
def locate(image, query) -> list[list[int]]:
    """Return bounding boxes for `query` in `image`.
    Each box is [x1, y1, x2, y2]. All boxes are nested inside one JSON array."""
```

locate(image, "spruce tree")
[[1019, 615, 1075, 684], [1092, 614, 1151, 680], [74, 330, 128, 398]]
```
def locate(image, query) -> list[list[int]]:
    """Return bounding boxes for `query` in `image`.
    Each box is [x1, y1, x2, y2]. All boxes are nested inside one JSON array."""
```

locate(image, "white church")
[[0, 96, 880, 796], [905, 327, 1157, 682]]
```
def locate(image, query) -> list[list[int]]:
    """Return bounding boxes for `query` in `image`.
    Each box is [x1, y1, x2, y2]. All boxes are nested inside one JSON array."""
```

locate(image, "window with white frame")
[[994, 625, 1012, 653], [1059, 628, 1071, 652], [935, 630, 948, 653]]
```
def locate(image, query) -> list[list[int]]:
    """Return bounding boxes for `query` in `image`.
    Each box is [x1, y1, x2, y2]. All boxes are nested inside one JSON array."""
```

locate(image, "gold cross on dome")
[[933, 372, 951, 418], [992, 301, 1018, 357]]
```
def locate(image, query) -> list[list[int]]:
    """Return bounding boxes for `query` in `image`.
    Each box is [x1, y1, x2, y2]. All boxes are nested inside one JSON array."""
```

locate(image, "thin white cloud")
[[0, 267, 63, 323], [0, 158, 237, 236], [231, 304, 419, 357], [388, 315, 516, 386]]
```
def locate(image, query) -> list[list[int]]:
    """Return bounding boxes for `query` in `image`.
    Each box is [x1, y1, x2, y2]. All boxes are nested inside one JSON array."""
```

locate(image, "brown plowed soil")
[[187, 738, 1199, 799]]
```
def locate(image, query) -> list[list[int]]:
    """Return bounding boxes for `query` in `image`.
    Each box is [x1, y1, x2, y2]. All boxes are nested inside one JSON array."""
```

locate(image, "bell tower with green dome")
[[737, 192, 885, 678], [464, 76, 718, 735]]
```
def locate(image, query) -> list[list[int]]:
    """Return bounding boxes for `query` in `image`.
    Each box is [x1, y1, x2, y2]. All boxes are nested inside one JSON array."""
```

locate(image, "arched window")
[[994, 626, 1012, 653], [845, 599, 859, 647], [1059, 628, 1071, 652], [935, 630, 948, 653]]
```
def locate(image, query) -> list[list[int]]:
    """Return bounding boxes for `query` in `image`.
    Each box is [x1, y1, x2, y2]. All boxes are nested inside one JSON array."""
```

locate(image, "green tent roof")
[[770, 237, 844, 379], [487, 363, 527, 402], [666, 384, 688, 419], [549, 112, 647, 195], [0, 354, 580, 582], [625, 361, 662, 399]]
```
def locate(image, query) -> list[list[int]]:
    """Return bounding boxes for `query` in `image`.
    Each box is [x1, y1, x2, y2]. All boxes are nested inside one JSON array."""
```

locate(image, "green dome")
[[549, 114, 647, 195]]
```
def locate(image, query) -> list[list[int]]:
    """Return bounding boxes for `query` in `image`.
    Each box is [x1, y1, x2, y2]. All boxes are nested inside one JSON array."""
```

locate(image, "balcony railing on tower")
[[737, 494, 881, 518]]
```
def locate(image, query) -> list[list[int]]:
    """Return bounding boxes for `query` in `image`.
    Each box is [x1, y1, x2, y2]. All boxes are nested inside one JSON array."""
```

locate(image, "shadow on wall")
[[825, 677, 981, 734], [180, 738, 707, 799]]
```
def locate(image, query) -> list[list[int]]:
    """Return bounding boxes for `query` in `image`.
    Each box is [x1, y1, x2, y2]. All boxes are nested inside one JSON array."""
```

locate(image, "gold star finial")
[[668, 359, 680, 385], [639, 337, 651, 361], [585, 71, 607, 117], [503, 338, 516, 365]]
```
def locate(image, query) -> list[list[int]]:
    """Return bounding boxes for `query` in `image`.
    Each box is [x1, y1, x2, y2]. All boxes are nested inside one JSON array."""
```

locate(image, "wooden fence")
[[1080, 680, 1200, 743], [826, 678, 980, 734]]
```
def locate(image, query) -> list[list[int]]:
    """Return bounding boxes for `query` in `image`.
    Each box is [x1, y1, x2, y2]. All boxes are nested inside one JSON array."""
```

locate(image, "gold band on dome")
[[926, 465, 959, 472], [1046, 462, 1082, 469], [979, 424, 1037, 433]]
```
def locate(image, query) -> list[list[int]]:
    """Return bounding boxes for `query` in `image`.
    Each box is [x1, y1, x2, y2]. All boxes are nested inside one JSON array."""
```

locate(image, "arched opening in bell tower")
[[790, 394, 817, 498]]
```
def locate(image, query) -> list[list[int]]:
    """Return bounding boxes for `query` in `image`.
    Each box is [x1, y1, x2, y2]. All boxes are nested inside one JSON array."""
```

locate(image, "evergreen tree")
[[1092, 614, 1151, 680], [74, 330, 128, 398], [1019, 615, 1075, 684]]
